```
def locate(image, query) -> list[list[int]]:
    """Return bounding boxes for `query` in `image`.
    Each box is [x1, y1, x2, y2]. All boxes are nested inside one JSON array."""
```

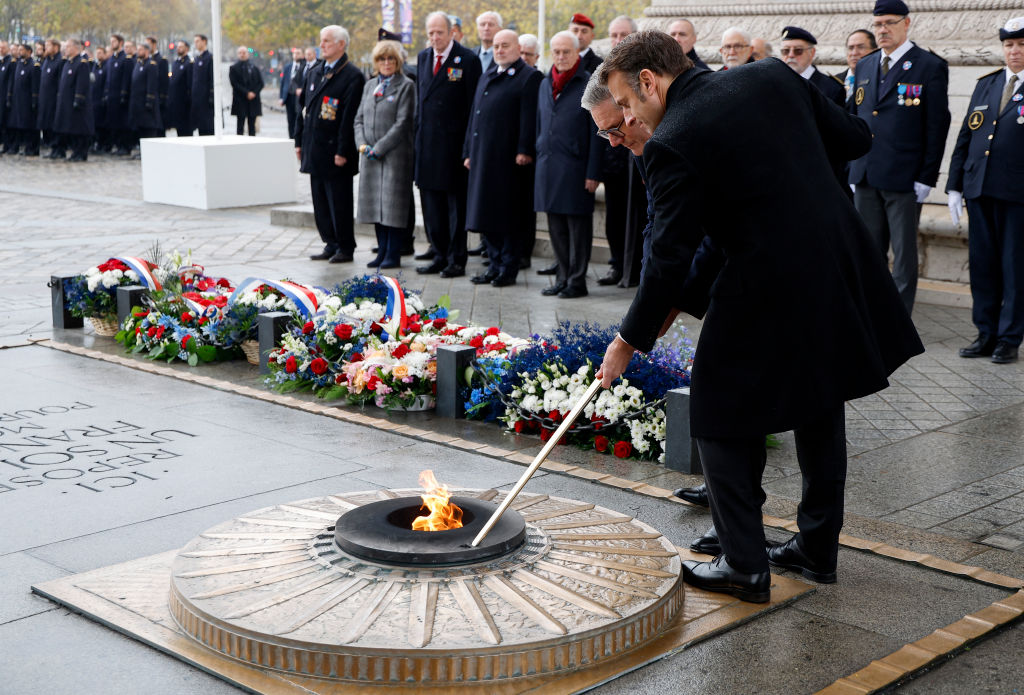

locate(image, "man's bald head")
[[492, 29, 520, 68]]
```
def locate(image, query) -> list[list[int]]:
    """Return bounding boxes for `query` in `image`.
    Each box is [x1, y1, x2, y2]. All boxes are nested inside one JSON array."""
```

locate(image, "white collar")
[[881, 39, 913, 65], [434, 40, 454, 63], [579, 46, 591, 57], [799, 65, 816, 80], [1006, 65, 1024, 86]]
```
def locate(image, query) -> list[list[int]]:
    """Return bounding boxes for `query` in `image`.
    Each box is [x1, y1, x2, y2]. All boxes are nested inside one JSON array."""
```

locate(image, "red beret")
[[570, 13, 594, 28]]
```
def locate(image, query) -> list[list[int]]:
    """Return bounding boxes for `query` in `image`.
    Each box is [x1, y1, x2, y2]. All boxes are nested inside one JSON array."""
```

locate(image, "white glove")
[[913, 181, 931, 204], [948, 190, 963, 227]]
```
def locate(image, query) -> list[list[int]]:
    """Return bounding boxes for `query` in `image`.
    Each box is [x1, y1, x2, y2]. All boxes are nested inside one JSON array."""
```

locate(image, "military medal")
[[909, 84, 922, 106], [897, 83, 907, 106], [1017, 105, 1024, 125]]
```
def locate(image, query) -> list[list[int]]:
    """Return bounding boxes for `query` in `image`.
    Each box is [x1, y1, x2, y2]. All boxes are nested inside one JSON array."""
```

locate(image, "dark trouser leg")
[[792, 403, 847, 568], [603, 168, 629, 271], [285, 99, 296, 139], [546, 213, 571, 287], [621, 166, 648, 286], [566, 213, 593, 291], [236, 114, 244, 135], [176, 127, 192, 137], [419, 188, 451, 263], [695, 435, 769, 574], [381, 225, 403, 265], [247, 113, 257, 136], [881, 189, 919, 314], [23, 128, 40, 155], [372, 224, 386, 264], [966, 197, 1002, 340], [325, 175, 355, 254], [309, 176, 340, 252], [854, 184, 890, 265], [481, 230, 503, 273]]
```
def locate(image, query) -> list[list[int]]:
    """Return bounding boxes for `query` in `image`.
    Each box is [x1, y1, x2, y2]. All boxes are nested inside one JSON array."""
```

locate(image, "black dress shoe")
[[682, 556, 770, 603], [328, 252, 353, 263], [992, 341, 1019, 364], [414, 250, 437, 261], [367, 255, 384, 268], [542, 283, 566, 296], [482, 258, 490, 266], [767, 537, 837, 584], [491, 274, 516, 287], [440, 264, 465, 278], [379, 261, 401, 269], [310, 248, 338, 260], [417, 260, 446, 274], [673, 483, 710, 507], [371, 246, 380, 254], [471, 271, 499, 284], [467, 244, 486, 256], [959, 334, 997, 358], [690, 526, 721, 555], [597, 267, 622, 286], [558, 286, 588, 299], [537, 262, 559, 275]]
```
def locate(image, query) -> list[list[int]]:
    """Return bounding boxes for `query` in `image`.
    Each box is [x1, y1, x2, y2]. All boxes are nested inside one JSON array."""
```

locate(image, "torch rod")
[[470, 378, 604, 547]]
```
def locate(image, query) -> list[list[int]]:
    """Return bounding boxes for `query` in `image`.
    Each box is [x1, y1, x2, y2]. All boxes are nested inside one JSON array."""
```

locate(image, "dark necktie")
[[1000, 74, 1019, 113], [881, 55, 890, 77]]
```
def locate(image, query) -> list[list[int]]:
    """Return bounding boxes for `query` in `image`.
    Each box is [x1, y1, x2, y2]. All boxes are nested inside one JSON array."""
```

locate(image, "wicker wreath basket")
[[241, 340, 261, 365], [89, 315, 121, 336]]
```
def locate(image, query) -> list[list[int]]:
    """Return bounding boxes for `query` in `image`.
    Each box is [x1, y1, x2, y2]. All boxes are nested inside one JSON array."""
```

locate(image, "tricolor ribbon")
[[113, 256, 163, 291], [227, 278, 320, 317], [381, 276, 409, 338], [180, 294, 221, 320]]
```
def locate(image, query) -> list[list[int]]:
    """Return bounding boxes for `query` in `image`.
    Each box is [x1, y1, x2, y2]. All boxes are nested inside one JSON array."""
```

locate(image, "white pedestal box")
[[140, 136, 298, 210]]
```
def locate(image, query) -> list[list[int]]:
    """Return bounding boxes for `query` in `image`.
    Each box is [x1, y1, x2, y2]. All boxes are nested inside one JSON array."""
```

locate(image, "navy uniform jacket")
[[167, 55, 192, 130], [129, 57, 162, 130], [152, 52, 169, 125], [946, 68, 1024, 204], [53, 54, 93, 135], [294, 55, 365, 179], [90, 58, 106, 128], [229, 60, 264, 116], [8, 57, 40, 130], [103, 50, 131, 129], [580, 48, 602, 75], [0, 55, 12, 126], [190, 50, 214, 133], [848, 45, 950, 191], [37, 54, 64, 130], [810, 69, 846, 106], [463, 58, 543, 234], [623, 60, 922, 438], [414, 42, 482, 191]]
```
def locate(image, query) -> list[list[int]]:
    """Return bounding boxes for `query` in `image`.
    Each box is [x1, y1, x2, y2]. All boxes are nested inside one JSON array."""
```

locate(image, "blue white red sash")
[[227, 278, 319, 317], [381, 276, 408, 337], [113, 256, 163, 291]]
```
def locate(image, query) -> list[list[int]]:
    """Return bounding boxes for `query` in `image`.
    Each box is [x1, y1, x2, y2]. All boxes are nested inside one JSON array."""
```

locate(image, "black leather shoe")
[[558, 286, 588, 299], [370, 246, 379, 254], [440, 264, 465, 278], [417, 260, 446, 274], [471, 271, 499, 284], [491, 274, 516, 287], [690, 526, 721, 555], [328, 252, 353, 263], [682, 556, 770, 603], [367, 255, 384, 268], [537, 262, 559, 276], [310, 248, 337, 260], [673, 483, 710, 507], [959, 334, 997, 358], [379, 261, 401, 269], [767, 537, 837, 584], [597, 267, 622, 286], [467, 244, 486, 256], [414, 250, 437, 261], [992, 341, 1019, 364], [542, 283, 566, 296]]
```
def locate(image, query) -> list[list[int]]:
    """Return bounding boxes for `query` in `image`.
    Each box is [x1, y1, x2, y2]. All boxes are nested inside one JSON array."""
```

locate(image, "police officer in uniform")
[[8, 44, 41, 156], [0, 41, 13, 154], [90, 46, 108, 152], [147, 37, 169, 135], [104, 35, 133, 155], [53, 38, 93, 161], [167, 41, 193, 136], [129, 43, 163, 147], [848, 0, 950, 313], [191, 34, 214, 136], [39, 39, 65, 157], [947, 16, 1024, 365]]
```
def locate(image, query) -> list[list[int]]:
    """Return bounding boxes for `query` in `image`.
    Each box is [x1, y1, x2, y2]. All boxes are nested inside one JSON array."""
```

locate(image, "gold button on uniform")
[[872, 110, 878, 116], [985, 150, 990, 156], [988, 134, 994, 140]]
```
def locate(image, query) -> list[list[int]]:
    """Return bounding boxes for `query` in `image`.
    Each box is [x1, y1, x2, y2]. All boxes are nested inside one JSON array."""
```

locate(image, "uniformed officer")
[[0, 41, 13, 154], [146, 37, 169, 136], [8, 44, 41, 156], [38, 38, 65, 157], [129, 43, 163, 149], [53, 38, 93, 161], [104, 34, 133, 155], [90, 46, 109, 152], [849, 0, 950, 314], [947, 17, 1024, 365], [190, 34, 214, 136], [780, 26, 846, 106], [167, 41, 193, 136]]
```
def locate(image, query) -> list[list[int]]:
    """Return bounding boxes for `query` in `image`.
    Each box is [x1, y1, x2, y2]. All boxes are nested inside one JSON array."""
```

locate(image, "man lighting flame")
[[412, 470, 464, 531]]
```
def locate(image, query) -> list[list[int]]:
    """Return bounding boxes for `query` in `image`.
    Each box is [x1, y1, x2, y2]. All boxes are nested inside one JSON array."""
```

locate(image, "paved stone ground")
[[1, 110, 1024, 693]]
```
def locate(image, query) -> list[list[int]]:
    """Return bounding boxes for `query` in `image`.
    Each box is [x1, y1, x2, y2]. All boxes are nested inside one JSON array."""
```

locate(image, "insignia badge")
[[1014, 93, 1023, 102], [386, 94, 396, 102], [508, 68, 515, 75], [902, 60, 912, 70], [454, 56, 461, 64], [1012, 20, 1020, 31], [967, 110, 984, 130], [855, 87, 865, 105]]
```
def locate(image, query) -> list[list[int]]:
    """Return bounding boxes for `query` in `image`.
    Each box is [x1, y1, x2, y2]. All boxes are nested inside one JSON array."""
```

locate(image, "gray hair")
[[322, 25, 350, 45], [551, 30, 579, 50], [425, 11, 452, 31], [518, 33, 539, 51], [477, 11, 503, 27], [610, 15, 639, 33], [581, 69, 613, 111], [721, 26, 751, 44]]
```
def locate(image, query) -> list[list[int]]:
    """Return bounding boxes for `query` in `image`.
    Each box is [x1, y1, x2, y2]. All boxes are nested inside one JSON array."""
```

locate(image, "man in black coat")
[[190, 34, 214, 136], [104, 35, 133, 155], [53, 38, 93, 161], [146, 37, 169, 135], [669, 19, 709, 70], [598, 32, 923, 602], [129, 43, 163, 144], [0, 41, 13, 154], [38, 39, 64, 157], [848, 0, 950, 313], [463, 29, 542, 286], [90, 47, 109, 152], [570, 13, 602, 74], [167, 41, 193, 136], [278, 47, 303, 138], [230, 46, 263, 136], [8, 44, 41, 156], [294, 25, 365, 263], [414, 12, 482, 277], [780, 26, 845, 106]]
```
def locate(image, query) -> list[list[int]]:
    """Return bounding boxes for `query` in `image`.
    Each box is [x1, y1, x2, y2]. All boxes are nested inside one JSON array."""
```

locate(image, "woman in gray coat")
[[354, 40, 416, 269]]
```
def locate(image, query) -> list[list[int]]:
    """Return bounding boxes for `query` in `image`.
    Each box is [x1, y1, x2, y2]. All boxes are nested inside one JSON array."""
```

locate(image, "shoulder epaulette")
[[978, 67, 1003, 80]]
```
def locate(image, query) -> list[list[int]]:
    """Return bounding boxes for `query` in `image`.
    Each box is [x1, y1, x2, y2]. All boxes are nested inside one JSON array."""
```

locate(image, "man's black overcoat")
[[229, 59, 264, 117], [190, 50, 214, 134], [53, 54, 93, 135], [620, 59, 924, 438], [103, 50, 131, 129], [129, 57, 162, 130], [167, 54, 192, 131], [293, 55, 365, 179], [36, 53, 64, 130]]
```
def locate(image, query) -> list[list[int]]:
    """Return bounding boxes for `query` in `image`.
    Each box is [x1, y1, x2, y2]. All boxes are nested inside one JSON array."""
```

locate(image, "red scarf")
[[551, 58, 580, 99]]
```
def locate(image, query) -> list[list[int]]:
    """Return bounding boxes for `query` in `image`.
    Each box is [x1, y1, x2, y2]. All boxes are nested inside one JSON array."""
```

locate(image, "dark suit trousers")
[[236, 113, 256, 136], [310, 175, 355, 255], [697, 402, 847, 574], [420, 187, 467, 268], [620, 165, 648, 287], [854, 185, 920, 313], [603, 168, 629, 270], [967, 196, 1024, 347], [284, 96, 297, 139], [547, 213, 593, 291]]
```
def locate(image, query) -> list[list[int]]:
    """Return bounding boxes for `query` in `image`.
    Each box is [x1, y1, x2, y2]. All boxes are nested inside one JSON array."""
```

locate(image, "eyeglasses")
[[779, 46, 811, 56], [597, 117, 625, 140], [870, 18, 906, 31], [375, 56, 397, 62], [721, 43, 749, 52]]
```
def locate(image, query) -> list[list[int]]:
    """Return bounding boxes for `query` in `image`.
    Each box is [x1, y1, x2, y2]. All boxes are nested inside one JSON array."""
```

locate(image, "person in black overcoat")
[[146, 38, 169, 136], [597, 32, 923, 602], [278, 48, 303, 138], [53, 40, 94, 161], [0, 42, 13, 153], [90, 47, 109, 152], [230, 46, 263, 136], [8, 45, 41, 155], [38, 39, 65, 155], [104, 35, 133, 154], [463, 31, 542, 286], [129, 44, 163, 144], [190, 35, 214, 136], [167, 42, 193, 136], [294, 26, 365, 262]]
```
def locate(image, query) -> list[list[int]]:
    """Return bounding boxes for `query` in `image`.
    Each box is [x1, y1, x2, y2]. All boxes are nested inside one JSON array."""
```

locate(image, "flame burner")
[[334, 496, 526, 566]]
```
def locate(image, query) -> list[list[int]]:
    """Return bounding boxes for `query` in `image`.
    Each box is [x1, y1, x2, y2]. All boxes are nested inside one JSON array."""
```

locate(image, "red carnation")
[[146, 326, 157, 338], [211, 295, 228, 307], [392, 343, 411, 359], [181, 311, 193, 323], [334, 323, 353, 340], [132, 310, 148, 318], [310, 357, 328, 375], [433, 318, 447, 329], [217, 278, 232, 288], [548, 410, 562, 423], [469, 335, 484, 348], [155, 326, 165, 339], [335, 373, 347, 384], [366, 374, 380, 391], [613, 440, 633, 458], [285, 356, 297, 373], [489, 341, 506, 352], [486, 326, 500, 336], [594, 435, 609, 452], [302, 321, 315, 335], [135, 326, 141, 335], [181, 335, 192, 350], [370, 322, 383, 335], [408, 322, 422, 333], [514, 420, 525, 433], [539, 428, 552, 442], [349, 351, 364, 362], [443, 328, 458, 336]]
